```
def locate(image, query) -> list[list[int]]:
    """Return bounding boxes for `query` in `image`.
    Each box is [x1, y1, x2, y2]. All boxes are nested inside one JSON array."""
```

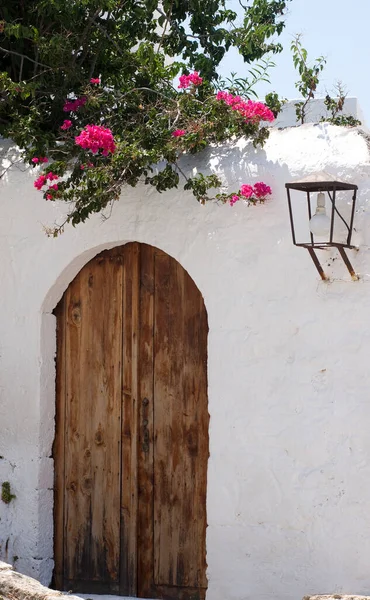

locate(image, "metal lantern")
[[285, 171, 358, 280]]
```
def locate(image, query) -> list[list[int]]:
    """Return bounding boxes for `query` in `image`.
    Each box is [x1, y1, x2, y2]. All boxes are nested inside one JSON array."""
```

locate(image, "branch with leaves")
[[0, 0, 291, 233], [321, 82, 361, 127], [291, 34, 326, 124]]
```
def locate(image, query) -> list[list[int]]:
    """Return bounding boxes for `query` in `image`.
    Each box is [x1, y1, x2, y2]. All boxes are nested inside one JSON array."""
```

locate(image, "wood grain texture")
[[137, 244, 155, 599], [54, 243, 208, 599], [153, 251, 209, 594], [120, 243, 139, 596], [62, 249, 123, 592]]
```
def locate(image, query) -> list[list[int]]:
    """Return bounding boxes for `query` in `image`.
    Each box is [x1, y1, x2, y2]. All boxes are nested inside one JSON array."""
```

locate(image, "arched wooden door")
[[53, 243, 209, 599]]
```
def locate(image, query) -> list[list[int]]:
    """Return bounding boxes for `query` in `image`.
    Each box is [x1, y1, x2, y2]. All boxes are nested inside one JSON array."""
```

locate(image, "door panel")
[[152, 252, 208, 595], [53, 243, 208, 599], [137, 244, 155, 598], [121, 243, 139, 596], [61, 249, 123, 592]]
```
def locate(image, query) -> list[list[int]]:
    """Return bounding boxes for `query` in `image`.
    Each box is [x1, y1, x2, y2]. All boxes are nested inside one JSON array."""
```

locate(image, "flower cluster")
[[216, 92, 275, 123], [75, 124, 116, 155], [229, 182, 272, 206], [172, 129, 186, 137], [63, 97, 87, 112], [34, 171, 59, 190], [178, 71, 203, 89], [31, 156, 48, 164], [253, 182, 272, 197], [60, 119, 72, 130], [29, 69, 277, 222]]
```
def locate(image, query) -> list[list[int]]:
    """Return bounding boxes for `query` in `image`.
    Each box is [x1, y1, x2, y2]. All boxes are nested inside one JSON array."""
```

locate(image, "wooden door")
[[53, 243, 209, 599]]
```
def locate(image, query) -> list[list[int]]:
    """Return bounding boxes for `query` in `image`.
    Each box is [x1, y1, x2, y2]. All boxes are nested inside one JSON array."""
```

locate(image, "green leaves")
[[145, 164, 180, 193], [216, 58, 275, 99], [321, 87, 361, 127], [291, 34, 326, 124], [0, 0, 290, 232], [184, 173, 222, 204]]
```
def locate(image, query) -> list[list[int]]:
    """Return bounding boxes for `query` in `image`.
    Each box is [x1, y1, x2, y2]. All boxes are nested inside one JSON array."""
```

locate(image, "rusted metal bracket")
[[307, 247, 328, 281], [306, 246, 359, 281], [337, 246, 359, 281]]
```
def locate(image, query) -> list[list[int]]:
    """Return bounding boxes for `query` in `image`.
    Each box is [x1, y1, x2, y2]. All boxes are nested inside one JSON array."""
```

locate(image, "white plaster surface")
[[1, 123, 370, 600]]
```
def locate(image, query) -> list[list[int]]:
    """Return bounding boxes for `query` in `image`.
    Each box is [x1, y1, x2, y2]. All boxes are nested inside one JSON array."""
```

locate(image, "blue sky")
[[218, 0, 369, 123]]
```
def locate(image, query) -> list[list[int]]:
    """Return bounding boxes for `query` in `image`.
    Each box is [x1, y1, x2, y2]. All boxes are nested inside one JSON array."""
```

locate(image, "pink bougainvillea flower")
[[32, 156, 48, 164], [253, 182, 272, 198], [63, 101, 75, 112], [75, 124, 116, 155], [34, 175, 47, 190], [178, 71, 203, 89], [46, 172, 59, 181], [49, 183, 59, 191], [216, 92, 275, 123], [172, 129, 186, 137], [60, 119, 72, 130], [230, 194, 240, 206], [90, 78, 100, 84], [63, 96, 87, 112], [240, 184, 254, 199], [80, 164, 85, 170], [46, 194, 53, 200]]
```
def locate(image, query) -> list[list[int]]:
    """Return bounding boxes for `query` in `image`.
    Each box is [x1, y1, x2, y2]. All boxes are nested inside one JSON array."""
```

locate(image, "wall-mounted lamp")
[[285, 171, 358, 281]]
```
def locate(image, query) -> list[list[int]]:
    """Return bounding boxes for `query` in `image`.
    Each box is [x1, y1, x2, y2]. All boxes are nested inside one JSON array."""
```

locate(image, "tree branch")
[[0, 46, 50, 69], [92, 18, 125, 57]]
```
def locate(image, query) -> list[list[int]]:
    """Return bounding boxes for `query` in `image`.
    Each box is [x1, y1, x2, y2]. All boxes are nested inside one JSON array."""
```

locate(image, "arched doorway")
[[53, 242, 209, 599]]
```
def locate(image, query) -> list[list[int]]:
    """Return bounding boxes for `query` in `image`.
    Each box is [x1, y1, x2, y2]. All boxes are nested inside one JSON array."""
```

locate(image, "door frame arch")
[[50, 242, 209, 597]]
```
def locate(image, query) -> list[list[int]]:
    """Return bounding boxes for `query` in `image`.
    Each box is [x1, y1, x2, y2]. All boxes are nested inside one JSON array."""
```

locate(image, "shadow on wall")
[[175, 136, 292, 198]]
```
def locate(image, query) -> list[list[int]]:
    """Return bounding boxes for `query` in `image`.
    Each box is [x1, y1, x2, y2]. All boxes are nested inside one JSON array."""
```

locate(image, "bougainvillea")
[[0, 0, 290, 233], [63, 97, 87, 112], [34, 175, 47, 190], [178, 72, 203, 88], [253, 182, 272, 197], [216, 92, 275, 123], [227, 182, 272, 206], [75, 124, 116, 155], [31, 157, 48, 164], [172, 129, 186, 137], [60, 120, 73, 131]]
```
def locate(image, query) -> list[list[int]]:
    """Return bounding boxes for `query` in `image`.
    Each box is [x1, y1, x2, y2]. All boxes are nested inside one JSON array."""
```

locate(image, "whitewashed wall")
[[1, 123, 370, 600]]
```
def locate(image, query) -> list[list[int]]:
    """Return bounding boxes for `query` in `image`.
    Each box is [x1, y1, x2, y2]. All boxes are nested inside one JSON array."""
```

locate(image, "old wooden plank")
[[53, 296, 66, 591], [153, 251, 177, 588], [89, 249, 123, 586], [153, 583, 207, 600], [153, 253, 209, 593], [63, 271, 88, 584], [63, 249, 122, 589], [180, 265, 209, 590], [137, 244, 155, 598], [120, 243, 139, 596]]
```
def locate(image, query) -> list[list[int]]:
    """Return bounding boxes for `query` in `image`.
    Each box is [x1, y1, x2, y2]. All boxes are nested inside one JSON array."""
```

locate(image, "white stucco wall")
[[1, 123, 370, 600]]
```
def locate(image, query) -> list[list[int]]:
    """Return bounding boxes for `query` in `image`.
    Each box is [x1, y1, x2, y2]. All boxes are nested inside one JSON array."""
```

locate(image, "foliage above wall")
[[0, 0, 290, 233], [291, 35, 362, 127]]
